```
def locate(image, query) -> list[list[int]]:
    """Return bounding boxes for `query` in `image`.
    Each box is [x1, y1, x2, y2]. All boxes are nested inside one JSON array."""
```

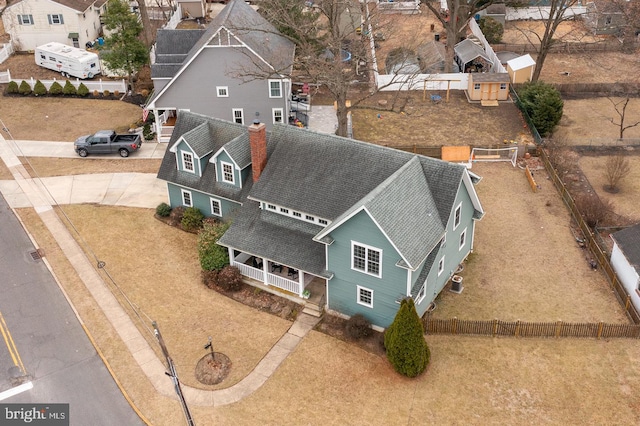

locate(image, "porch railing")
[[267, 272, 301, 295], [234, 262, 263, 281]]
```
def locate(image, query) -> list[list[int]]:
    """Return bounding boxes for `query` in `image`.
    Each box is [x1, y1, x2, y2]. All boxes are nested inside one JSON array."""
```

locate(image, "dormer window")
[[181, 151, 194, 173], [221, 162, 234, 184]]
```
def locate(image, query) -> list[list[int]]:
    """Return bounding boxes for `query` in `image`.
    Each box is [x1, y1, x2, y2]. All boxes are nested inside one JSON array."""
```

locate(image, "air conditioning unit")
[[450, 275, 464, 294]]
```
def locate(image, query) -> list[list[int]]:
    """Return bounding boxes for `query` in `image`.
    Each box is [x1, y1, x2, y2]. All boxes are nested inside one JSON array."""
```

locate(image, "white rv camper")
[[35, 42, 102, 79]]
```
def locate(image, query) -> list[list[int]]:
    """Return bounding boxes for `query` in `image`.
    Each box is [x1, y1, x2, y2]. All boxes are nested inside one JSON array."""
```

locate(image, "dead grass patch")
[[55, 204, 293, 390], [579, 155, 640, 223], [352, 91, 528, 147], [0, 93, 142, 141], [0, 156, 13, 179], [20, 157, 162, 177]]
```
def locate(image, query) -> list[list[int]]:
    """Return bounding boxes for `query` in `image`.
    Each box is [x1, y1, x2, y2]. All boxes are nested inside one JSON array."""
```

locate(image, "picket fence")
[[0, 43, 14, 65], [8, 77, 127, 93]]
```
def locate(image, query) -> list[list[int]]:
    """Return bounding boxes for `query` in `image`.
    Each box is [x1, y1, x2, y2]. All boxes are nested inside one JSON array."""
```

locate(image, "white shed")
[[506, 54, 536, 84], [610, 224, 640, 314]]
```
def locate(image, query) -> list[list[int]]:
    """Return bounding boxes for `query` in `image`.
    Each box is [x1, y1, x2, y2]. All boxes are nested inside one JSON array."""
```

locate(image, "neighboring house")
[[506, 54, 535, 84], [1, 0, 107, 51], [147, 0, 296, 142], [454, 38, 494, 73], [610, 224, 640, 315], [157, 110, 485, 329], [584, 0, 627, 35]]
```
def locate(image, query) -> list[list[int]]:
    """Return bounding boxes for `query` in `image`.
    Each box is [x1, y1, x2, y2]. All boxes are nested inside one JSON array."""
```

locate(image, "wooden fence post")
[[597, 321, 604, 339], [625, 295, 631, 312], [452, 317, 458, 335], [492, 319, 498, 337], [515, 320, 520, 338], [555, 320, 562, 338]]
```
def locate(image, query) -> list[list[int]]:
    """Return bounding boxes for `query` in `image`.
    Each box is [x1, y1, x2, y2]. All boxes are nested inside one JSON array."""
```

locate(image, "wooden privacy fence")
[[539, 148, 640, 324], [423, 317, 640, 339]]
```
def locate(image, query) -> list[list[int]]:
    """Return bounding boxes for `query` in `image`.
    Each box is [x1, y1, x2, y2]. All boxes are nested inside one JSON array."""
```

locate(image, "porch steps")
[[302, 301, 324, 318]]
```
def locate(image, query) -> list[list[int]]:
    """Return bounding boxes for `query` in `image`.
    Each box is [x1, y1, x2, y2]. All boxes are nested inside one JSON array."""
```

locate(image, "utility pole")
[[152, 321, 195, 426]]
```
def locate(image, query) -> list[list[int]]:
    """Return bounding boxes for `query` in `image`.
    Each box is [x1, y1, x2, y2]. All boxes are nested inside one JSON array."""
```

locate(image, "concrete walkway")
[[0, 134, 321, 407]]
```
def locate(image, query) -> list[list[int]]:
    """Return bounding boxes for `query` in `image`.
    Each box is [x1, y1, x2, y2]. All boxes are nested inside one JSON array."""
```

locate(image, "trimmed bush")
[[197, 220, 231, 271], [93, 89, 100, 97], [517, 81, 563, 137], [168, 206, 185, 227], [384, 298, 430, 378], [49, 81, 64, 95], [33, 80, 47, 96], [103, 90, 111, 97], [141, 89, 149, 98], [63, 80, 77, 96], [346, 314, 373, 339], [156, 202, 172, 217], [77, 83, 89, 97], [143, 123, 156, 141], [181, 206, 205, 231], [202, 270, 219, 289], [18, 80, 32, 95], [216, 265, 243, 292], [6, 81, 19, 94]]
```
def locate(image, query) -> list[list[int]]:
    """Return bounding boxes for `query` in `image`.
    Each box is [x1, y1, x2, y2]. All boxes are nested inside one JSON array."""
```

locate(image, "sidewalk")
[[0, 134, 321, 408]]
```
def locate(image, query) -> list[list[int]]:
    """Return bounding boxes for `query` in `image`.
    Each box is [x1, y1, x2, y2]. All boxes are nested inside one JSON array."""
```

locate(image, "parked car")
[[74, 130, 142, 157]]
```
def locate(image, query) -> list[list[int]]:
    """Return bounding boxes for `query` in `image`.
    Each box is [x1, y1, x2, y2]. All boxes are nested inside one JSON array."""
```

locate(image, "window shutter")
[[18, 15, 23, 24], [48, 14, 52, 24], [60, 15, 64, 24]]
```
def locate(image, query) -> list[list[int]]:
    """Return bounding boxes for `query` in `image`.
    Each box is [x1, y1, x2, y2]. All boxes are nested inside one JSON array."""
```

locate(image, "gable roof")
[[612, 224, 640, 271], [454, 39, 493, 66], [157, 112, 263, 202], [150, 0, 294, 96]]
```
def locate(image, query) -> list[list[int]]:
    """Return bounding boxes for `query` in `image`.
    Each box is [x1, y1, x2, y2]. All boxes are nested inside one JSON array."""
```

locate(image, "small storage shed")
[[610, 224, 640, 316], [467, 73, 510, 102], [506, 54, 536, 84], [177, 0, 206, 19]]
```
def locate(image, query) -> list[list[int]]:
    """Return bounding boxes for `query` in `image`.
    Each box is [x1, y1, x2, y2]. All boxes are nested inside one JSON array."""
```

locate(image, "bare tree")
[[607, 97, 640, 139], [423, 0, 501, 73], [604, 154, 631, 193], [244, 0, 424, 137], [601, 0, 640, 53], [135, 0, 154, 47]]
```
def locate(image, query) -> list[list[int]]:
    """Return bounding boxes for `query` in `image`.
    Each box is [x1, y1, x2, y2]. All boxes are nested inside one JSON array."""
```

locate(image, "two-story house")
[[157, 110, 484, 329], [147, 0, 296, 142], [1, 0, 107, 51]]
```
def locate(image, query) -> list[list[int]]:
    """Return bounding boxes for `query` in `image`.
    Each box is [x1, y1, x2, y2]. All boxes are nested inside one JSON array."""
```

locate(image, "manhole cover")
[[195, 352, 231, 385], [29, 250, 42, 261]]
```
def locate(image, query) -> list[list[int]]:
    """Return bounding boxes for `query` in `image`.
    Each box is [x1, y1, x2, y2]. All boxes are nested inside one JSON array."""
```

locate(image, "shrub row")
[[6, 80, 120, 98]]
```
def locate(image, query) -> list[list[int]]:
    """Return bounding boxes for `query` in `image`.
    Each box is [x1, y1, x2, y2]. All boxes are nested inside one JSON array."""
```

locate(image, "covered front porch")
[[152, 109, 177, 143], [230, 251, 323, 300]]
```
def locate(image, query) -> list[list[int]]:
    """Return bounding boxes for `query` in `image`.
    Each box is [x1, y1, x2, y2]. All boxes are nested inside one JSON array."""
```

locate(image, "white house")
[[610, 224, 640, 315], [1, 0, 108, 51]]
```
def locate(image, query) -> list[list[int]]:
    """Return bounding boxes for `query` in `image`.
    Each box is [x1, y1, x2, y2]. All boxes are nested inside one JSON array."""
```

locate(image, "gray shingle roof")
[[410, 241, 442, 298], [612, 224, 640, 271], [218, 202, 327, 276], [455, 39, 493, 66], [181, 122, 215, 158], [156, 112, 255, 202], [151, 29, 206, 79], [222, 133, 252, 169]]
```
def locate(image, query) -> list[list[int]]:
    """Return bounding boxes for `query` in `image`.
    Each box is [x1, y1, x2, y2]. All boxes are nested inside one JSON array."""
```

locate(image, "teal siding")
[[327, 210, 407, 328], [166, 183, 241, 219], [414, 181, 477, 319], [215, 150, 241, 189], [240, 166, 251, 187]]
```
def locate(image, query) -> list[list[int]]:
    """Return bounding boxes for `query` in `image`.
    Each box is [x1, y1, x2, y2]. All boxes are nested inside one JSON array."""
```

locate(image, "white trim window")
[[232, 109, 244, 124], [357, 285, 373, 308], [272, 108, 284, 124], [416, 285, 426, 304], [221, 161, 235, 184], [181, 189, 192, 207], [216, 86, 228, 97], [181, 151, 195, 173], [210, 198, 222, 217], [459, 228, 467, 251], [18, 14, 34, 25], [474, 83, 481, 90], [438, 256, 445, 276], [453, 202, 462, 230], [268, 80, 282, 98], [48, 14, 64, 24], [352, 242, 382, 277]]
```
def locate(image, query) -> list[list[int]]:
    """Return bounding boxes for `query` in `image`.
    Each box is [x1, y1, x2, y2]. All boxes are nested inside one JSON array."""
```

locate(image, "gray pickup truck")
[[74, 130, 142, 158]]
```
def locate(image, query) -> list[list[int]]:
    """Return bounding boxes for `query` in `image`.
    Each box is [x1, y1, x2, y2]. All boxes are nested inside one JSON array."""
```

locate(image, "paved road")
[[0, 193, 143, 425]]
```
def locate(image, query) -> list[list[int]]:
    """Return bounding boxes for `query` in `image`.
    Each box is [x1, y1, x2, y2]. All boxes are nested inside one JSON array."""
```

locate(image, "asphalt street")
[[0, 193, 143, 425]]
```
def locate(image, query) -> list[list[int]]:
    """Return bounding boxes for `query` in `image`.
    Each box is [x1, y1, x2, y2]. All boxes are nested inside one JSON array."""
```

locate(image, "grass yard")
[[579, 155, 640, 223], [0, 93, 142, 141], [19, 157, 162, 177], [15, 159, 640, 425]]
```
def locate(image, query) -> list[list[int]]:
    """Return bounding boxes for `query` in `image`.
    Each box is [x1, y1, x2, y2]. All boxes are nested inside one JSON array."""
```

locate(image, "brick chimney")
[[249, 120, 267, 182]]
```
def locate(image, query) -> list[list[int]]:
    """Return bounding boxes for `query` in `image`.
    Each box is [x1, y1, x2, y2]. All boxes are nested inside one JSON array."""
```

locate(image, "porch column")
[[262, 258, 268, 285], [298, 273, 304, 297], [227, 247, 234, 265]]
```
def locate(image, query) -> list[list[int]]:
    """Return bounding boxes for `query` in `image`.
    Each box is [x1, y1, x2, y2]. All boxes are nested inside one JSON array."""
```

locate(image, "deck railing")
[[267, 273, 300, 295], [234, 262, 263, 282]]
